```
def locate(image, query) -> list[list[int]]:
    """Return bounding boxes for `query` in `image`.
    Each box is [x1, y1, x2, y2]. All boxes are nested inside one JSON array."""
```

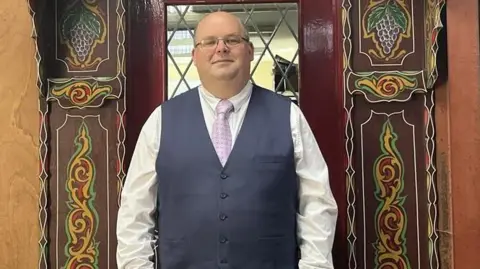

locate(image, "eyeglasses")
[[195, 35, 249, 49]]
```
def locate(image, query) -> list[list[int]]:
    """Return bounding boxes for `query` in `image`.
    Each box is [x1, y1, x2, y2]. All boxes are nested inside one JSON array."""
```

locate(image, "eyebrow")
[[199, 33, 243, 39]]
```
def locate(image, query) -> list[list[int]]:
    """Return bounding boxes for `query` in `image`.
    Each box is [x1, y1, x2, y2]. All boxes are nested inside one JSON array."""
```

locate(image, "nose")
[[215, 40, 229, 53]]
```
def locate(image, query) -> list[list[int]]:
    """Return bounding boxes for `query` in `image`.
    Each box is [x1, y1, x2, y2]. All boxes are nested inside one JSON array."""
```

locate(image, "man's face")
[[192, 13, 254, 82]]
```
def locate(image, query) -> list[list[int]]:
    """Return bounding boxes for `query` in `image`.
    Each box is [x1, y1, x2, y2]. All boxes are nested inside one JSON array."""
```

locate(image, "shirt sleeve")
[[290, 103, 338, 269], [116, 106, 162, 269]]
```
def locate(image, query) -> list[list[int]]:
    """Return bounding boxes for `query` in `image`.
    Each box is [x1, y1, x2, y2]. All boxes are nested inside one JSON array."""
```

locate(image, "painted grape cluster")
[[367, 2, 407, 55], [61, 4, 103, 63], [374, 13, 402, 54], [69, 23, 97, 62]]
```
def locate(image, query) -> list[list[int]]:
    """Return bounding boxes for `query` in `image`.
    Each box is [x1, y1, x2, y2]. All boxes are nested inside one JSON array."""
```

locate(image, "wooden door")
[[126, 0, 346, 268], [31, 0, 447, 267]]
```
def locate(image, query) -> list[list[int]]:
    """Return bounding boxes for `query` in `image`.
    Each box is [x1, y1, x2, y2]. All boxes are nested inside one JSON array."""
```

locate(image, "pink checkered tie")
[[212, 99, 234, 166]]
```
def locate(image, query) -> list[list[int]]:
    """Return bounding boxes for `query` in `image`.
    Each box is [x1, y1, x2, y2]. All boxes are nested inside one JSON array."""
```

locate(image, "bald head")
[[194, 11, 249, 43]]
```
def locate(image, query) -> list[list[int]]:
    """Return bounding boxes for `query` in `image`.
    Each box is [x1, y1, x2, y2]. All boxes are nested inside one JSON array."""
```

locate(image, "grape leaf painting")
[[361, 0, 412, 63], [58, 0, 107, 70]]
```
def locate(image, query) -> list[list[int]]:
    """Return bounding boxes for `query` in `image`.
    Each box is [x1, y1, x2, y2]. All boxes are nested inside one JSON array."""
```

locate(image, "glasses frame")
[[194, 35, 250, 49]]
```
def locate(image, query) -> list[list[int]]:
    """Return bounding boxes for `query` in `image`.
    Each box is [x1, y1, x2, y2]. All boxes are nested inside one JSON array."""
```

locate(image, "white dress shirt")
[[116, 82, 338, 269]]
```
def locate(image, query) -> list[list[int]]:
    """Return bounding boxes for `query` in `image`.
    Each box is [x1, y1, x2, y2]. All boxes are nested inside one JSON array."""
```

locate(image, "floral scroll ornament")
[[355, 74, 417, 99], [373, 120, 411, 269], [64, 121, 99, 269], [59, 0, 106, 68], [363, 0, 412, 61], [51, 81, 112, 108]]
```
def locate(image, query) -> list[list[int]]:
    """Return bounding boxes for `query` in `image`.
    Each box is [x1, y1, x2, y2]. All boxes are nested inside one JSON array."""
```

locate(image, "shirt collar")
[[199, 81, 253, 113]]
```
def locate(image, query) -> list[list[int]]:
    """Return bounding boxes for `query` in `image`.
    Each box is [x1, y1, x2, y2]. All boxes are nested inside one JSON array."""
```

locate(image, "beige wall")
[[0, 0, 39, 267]]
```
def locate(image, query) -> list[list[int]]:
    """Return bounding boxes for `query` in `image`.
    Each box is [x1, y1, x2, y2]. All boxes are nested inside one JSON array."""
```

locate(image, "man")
[[117, 11, 338, 269]]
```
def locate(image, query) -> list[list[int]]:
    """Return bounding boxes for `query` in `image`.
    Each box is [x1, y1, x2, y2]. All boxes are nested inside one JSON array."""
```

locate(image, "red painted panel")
[[298, 0, 345, 267], [126, 0, 167, 168]]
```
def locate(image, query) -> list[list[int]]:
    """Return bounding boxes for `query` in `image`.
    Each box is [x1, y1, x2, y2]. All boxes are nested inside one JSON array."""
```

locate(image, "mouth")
[[212, 59, 234, 64]]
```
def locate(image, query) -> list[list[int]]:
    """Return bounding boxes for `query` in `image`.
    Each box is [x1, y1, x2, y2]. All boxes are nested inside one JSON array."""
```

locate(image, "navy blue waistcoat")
[[155, 85, 299, 269]]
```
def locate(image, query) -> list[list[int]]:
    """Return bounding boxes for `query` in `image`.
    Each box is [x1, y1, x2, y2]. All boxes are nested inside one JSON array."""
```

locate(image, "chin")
[[212, 71, 237, 81]]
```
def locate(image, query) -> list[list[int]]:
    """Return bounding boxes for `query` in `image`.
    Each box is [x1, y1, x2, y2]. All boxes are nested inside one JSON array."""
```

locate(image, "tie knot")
[[216, 99, 234, 115]]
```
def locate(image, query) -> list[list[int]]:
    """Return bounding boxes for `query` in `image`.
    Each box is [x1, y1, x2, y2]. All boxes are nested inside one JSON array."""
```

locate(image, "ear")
[[248, 42, 254, 61], [191, 48, 197, 66]]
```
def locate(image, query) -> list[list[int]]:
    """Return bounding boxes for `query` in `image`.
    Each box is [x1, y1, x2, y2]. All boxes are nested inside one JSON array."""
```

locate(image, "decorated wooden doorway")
[[29, 0, 446, 267]]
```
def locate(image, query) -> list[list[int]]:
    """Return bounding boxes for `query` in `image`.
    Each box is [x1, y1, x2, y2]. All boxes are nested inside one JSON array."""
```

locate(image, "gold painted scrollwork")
[[373, 120, 411, 269], [64, 122, 99, 269], [51, 81, 112, 107], [355, 73, 417, 99]]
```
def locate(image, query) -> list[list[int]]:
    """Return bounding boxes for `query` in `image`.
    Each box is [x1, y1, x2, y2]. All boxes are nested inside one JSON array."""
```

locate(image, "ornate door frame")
[[28, 0, 447, 267]]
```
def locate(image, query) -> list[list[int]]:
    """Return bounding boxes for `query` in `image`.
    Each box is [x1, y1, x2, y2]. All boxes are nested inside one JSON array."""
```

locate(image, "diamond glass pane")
[[166, 3, 299, 103]]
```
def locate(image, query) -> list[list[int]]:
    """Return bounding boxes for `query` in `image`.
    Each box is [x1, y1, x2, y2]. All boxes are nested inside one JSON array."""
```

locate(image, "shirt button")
[[220, 193, 228, 199], [220, 174, 228, 179], [220, 259, 228, 264], [219, 213, 227, 220], [220, 236, 228, 243]]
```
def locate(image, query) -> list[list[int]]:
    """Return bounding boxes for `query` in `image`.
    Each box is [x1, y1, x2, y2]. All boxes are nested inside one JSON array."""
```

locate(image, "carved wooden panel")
[[30, 0, 126, 268], [351, 94, 432, 269], [342, 0, 445, 268], [48, 106, 121, 269], [54, 0, 119, 75], [352, 0, 422, 69]]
